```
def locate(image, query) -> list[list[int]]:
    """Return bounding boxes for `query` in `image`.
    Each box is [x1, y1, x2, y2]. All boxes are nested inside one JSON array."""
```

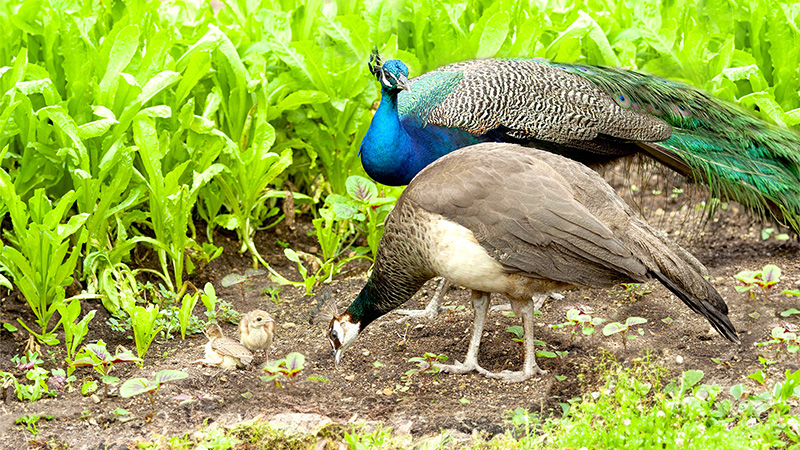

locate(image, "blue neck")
[[360, 87, 483, 186]]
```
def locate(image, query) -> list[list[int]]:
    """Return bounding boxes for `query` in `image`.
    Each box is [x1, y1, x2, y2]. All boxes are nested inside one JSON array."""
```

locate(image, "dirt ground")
[[1, 162, 799, 449]]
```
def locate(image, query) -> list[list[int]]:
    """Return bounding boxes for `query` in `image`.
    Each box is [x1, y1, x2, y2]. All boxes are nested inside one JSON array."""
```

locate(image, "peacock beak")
[[397, 74, 411, 92]]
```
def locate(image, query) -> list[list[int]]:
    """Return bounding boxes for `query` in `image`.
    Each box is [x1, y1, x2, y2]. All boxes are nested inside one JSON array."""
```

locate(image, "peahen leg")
[[436, 290, 491, 375], [484, 295, 548, 383], [489, 292, 558, 312], [394, 277, 450, 322]]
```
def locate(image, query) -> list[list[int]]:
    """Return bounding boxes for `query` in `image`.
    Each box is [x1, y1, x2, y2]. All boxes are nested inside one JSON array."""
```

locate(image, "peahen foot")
[[436, 358, 489, 375], [483, 366, 548, 383]]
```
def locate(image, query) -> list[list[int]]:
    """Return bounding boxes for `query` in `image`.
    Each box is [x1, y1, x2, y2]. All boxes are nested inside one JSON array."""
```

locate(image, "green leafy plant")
[[755, 324, 799, 357], [734, 265, 782, 300], [0, 180, 88, 346], [56, 297, 96, 363], [761, 227, 790, 241], [261, 353, 306, 389], [47, 368, 75, 393], [402, 352, 448, 392], [16, 414, 53, 440], [196, 282, 238, 324], [177, 291, 200, 340], [506, 327, 562, 363], [71, 340, 141, 395], [11, 362, 56, 402], [119, 369, 189, 407], [611, 283, 652, 302], [602, 317, 648, 350], [325, 176, 397, 258], [126, 304, 163, 361], [13, 351, 43, 372]]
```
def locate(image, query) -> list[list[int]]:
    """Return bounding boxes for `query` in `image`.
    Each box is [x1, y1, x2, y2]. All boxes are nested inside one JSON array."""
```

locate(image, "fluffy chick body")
[[239, 309, 276, 361], [194, 323, 253, 370]]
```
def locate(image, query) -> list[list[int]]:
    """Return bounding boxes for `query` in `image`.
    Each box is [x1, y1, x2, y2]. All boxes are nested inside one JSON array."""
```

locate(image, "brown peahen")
[[330, 143, 739, 383]]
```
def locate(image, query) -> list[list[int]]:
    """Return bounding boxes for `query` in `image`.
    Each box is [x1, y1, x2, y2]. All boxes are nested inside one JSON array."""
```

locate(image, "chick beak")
[[397, 74, 412, 92]]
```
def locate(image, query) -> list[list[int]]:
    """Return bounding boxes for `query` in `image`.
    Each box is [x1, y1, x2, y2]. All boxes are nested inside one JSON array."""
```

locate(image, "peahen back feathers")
[[362, 52, 800, 233]]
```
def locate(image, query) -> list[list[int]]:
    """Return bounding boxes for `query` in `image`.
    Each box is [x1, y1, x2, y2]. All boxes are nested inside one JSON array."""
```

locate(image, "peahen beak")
[[333, 348, 342, 367]]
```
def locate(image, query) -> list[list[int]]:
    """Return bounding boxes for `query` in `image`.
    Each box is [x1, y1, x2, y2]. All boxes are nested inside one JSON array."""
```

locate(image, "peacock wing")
[[406, 144, 649, 287], [402, 59, 671, 146]]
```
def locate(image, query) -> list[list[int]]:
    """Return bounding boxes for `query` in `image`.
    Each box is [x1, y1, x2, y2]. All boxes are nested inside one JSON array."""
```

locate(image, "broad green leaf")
[[476, 11, 509, 59], [682, 370, 704, 389], [275, 90, 329, 112], [99, 25, 140, 102], [153, 370, 188, 384], [119, 378, 157, 398]]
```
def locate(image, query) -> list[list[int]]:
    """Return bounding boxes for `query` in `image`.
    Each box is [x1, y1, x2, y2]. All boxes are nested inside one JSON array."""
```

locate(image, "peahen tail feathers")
[[558, 63, 800, 233], [650, 270, 739, 344]]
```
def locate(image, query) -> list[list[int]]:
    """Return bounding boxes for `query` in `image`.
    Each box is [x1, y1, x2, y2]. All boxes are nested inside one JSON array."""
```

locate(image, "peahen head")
[[328, 312, 360, 366], [368, 49, 411, 92]]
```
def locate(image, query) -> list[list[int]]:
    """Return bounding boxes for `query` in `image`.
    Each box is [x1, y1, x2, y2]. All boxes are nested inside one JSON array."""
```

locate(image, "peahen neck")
[[345, 222, 433, 330], [361, 86, 483, 186]]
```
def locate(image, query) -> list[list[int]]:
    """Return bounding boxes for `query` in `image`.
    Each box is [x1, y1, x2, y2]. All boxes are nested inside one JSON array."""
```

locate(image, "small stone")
[[362, 350, 370, 356], [676, 355, 684, 364], [381, 388, 393, 396], [344, 375, 355, 381], [282, 322, 297, 329], [308, 246, 318, 254], [394, 420, 413, 435], [90, 394, 101, 404]]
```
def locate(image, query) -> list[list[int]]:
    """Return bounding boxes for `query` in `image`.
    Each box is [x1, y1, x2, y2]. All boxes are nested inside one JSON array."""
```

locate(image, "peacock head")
[[368, 49, 411, 92], [328, 313, 360, 367]]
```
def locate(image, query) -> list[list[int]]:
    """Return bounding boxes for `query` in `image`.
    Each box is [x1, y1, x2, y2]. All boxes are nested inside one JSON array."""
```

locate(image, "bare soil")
[[1, 163, 799, 449]]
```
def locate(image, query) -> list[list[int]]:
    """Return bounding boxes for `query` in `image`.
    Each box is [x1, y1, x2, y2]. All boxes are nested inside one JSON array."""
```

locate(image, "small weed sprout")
[[261, 353, 306, 389], [551, 307, 606, 343], [611, 283, 652, 302], [16, 414, 53, 440], [602, 317, 648, 350], [755, 324, 799, 357], [71, 340, 141, 396], [734, 264, 782, 300], [761, 227, 790, 241], [9, 353, 56, 402], [403, 352, 448, 392]]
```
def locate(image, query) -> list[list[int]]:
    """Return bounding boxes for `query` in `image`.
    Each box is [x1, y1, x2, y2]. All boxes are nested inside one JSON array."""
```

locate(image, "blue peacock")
[[361, 49, 800, 234]]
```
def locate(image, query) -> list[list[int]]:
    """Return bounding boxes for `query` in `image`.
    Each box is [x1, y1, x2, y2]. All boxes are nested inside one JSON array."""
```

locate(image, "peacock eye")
[[645, 103, 663, 115], [613, 92, 631, 108], [671, 103, 692, 118]]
